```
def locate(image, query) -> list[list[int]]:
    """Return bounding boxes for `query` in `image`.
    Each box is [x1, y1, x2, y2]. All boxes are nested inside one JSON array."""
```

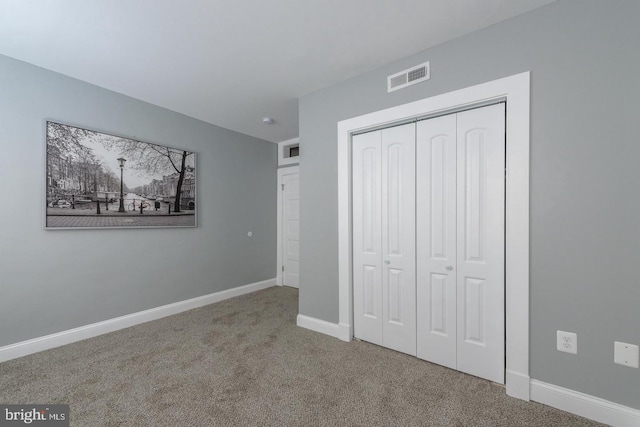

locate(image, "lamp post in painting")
[[117, 157, 126, 212]]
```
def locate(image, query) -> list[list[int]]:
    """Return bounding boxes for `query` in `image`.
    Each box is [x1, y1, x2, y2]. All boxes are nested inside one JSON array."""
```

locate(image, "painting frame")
[[44, 120, 197, 230]]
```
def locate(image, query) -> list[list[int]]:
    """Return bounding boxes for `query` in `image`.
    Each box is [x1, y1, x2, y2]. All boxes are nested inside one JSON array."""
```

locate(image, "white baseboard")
[[0, 278, 276, 363], [530, 380, 640, 427], [297, 314, 352, 342]]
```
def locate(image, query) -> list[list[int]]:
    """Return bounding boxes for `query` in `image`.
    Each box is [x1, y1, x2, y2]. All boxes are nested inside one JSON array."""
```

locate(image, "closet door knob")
[[445, 265, 453, 271], [384, 260, 391, 265]]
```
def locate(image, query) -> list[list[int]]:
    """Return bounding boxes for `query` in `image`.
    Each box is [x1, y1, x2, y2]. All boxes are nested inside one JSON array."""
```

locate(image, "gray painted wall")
[[0, 54, 276, 347], [299, 0, 640, 409]]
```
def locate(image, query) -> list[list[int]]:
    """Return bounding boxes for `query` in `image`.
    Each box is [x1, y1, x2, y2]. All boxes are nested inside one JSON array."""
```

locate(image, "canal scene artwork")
[[46, 121, 196, 229]]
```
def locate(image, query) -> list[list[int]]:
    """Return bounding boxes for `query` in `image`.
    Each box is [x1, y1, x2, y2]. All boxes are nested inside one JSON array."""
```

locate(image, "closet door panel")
[[381, 123, 416, 356], [456, 104, 505, 384], [416, 114, 457, 368], [352, 130, 383, 346]]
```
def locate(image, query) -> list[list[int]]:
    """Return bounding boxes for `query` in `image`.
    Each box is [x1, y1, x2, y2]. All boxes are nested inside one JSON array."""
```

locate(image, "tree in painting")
[[109, 140, 194, 212], [47, 122, 124, 199]]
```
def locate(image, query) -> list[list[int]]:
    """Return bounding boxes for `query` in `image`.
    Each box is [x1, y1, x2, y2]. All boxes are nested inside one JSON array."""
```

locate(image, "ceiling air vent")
[[387, 61, 430, 93]]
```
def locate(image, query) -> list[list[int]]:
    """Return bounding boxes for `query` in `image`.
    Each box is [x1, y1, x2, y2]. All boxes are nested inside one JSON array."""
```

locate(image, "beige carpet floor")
[[0, 286, 602, 426]]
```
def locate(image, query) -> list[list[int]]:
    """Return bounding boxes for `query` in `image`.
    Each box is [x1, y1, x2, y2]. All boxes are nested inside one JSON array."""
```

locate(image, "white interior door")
[[416, 104, 505, 383], [380, 124, 416, 355], [352, 123, 416, 355], [354, 104, 504, 381], [416, 114, 458, 369], [352, 130, 383, 346], [282, 170, 300, 288], [455, 104, 505, 383]]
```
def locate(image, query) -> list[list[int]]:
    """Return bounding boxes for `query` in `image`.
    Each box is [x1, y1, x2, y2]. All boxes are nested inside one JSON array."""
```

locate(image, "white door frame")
[[277, 165, 300, 286], [337, 72, 530, 400]]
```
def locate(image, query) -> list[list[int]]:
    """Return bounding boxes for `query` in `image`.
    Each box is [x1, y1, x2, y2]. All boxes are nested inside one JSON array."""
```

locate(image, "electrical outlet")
[[557, 331, 577, 354], [614, 341, 639, 368]]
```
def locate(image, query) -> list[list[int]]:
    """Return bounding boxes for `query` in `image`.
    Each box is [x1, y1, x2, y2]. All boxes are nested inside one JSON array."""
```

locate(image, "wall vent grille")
[[387, 61, 430, 92]]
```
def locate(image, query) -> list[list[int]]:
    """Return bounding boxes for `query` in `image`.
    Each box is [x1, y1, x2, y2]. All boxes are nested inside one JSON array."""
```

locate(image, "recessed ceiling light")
[[262, 117, 275, 125]]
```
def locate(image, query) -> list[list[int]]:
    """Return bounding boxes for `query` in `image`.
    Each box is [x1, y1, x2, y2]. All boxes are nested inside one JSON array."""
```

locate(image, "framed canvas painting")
[[45, 121, 197, 229]]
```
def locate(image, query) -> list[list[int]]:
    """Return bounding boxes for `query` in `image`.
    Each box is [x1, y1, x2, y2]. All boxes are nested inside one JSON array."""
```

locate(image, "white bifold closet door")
[[416, 103, 505, 383], [352, 123, 416, 356]]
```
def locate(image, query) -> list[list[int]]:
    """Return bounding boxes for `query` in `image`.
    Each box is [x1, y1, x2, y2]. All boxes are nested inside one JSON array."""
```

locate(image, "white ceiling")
[[0, 0, 554, 143]]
